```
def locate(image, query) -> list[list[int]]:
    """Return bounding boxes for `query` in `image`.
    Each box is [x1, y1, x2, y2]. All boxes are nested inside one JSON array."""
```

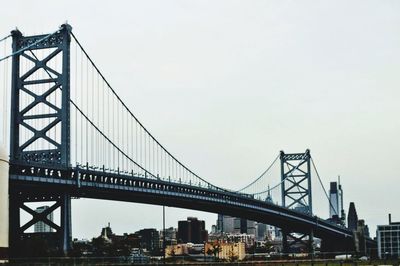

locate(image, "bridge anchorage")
[[0, 24, 376, 258]]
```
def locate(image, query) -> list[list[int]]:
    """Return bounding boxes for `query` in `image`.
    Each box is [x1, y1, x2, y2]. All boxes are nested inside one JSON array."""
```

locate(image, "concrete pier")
[[0, 145, 9, 262]]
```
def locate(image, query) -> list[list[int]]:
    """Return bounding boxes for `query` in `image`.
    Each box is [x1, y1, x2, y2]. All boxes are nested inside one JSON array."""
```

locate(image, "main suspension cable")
[[236, 154, 280, 192], [70, 32, 224, 191], [0, 29, 59, 63], [70, 99, 158, 179], [311, 157, 338, 216], [252, 157, 304, 196], [0, 34, 11, 44]]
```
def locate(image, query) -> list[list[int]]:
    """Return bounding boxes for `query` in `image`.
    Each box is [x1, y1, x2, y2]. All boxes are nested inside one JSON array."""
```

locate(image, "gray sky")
[[1, 0, 399, 239]]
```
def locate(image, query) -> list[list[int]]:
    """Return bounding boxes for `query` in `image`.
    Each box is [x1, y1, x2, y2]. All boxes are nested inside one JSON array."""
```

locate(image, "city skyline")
[[1, 0, 399, 242]]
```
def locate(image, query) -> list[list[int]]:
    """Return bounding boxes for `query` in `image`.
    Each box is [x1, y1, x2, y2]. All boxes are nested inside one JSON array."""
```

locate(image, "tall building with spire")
[[255, 186, 279, 240], [338, 178, 346, 224], [265, 185, 273, 203], [328, 177, 346, 225]]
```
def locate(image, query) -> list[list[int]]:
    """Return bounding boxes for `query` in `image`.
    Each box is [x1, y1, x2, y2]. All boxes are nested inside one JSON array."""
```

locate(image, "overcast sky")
[[1, 0, 399, 239]]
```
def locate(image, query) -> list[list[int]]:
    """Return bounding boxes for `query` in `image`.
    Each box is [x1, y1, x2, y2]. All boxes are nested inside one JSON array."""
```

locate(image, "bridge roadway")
[[9, 163, 354, 243]]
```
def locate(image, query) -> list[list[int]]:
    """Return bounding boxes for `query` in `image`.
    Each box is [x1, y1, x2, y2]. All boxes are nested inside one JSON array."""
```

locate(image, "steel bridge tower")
[[280, 149, 314, 254], [9, 24, 72, 256]]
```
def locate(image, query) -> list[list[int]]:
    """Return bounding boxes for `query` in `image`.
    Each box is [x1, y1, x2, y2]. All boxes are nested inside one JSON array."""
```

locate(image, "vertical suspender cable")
[[121, 106, 124, 171], [112, 92, 114, 170], [126, 111, 129, 171], [131, 114, 133, 172], [97, 72, 100, 167], [106, 82, 109, 168], [117, 102, 121, 170], [54, 50, 57, 153], [127, 109, 129, 172], [92, 64, 94, 166], [86, 56, 89, 164], [103, 79, 105, 168], [80, 47, 84, 164], [70, 33, 232, 190], [140, 122, 142, 172], [107, 81, 109, 168], [136, 121, 138, 170], [75, 40, 78, 165], [157, 142, 159, 177], [145, 130, 147, 173]]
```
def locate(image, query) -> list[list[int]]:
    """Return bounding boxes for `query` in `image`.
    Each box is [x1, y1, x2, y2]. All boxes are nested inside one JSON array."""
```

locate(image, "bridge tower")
[[9, 24, 72, 256], [280, 150, 314, 254]]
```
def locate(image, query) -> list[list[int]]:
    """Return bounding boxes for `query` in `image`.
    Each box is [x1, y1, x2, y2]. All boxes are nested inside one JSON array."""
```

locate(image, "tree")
[[228, 245, 239, 262], [211, 243, 222, 259], [168, 246, 176, 257]]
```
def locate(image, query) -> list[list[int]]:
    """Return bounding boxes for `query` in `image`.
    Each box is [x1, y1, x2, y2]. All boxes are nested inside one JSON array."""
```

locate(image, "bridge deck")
[[9, 163, 355, 241]]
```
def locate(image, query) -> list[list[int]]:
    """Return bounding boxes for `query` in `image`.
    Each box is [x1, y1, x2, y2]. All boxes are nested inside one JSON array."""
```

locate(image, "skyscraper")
[[256, 223, 267, 241], [137, 228, 160, 253], [177, 217, 208, 244], [34, 206, 54, 233], [256, 188, 279, 241], [339, 181, 346, 224], [216, 214, 224, 233], [328, 178, 345, 224], [218, 188, 272, 239], [329, 182, 339, 218], [348, 202, 358, 231], [221, 215, 235, 233]]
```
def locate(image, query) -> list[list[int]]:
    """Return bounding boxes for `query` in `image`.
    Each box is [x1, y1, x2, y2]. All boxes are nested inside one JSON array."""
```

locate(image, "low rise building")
[[218, 242, 246, 261], [159, 227, 177, 247], [377, 214, 400, 259], [165, 241, 246, 261], [165, 244, 189, 257], [225, 233, 255, 248]]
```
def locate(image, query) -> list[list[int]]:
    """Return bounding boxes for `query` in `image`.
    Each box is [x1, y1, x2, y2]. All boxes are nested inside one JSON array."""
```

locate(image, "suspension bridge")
[[0, 24, 375, 258]]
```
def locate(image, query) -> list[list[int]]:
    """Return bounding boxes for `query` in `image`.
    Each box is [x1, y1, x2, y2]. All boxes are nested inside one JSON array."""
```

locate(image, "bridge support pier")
[[320, 234, 354, 256], [60, 194, 72, 255], [9, 188, 72, 257], [309, 229, 315, 258], [282, 228, 315, 255]]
